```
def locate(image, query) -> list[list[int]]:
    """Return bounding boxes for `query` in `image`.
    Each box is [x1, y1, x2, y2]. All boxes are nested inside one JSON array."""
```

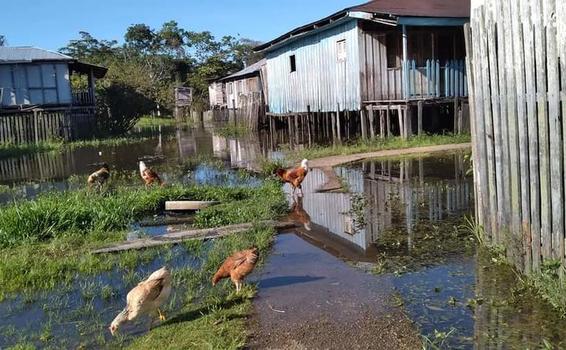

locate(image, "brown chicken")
[[87, 163, 110, 188], [139, 161, 163, 187], [275, 159, 309, 196], [289, 196, 312, 231], [212, 247, 259, 293]]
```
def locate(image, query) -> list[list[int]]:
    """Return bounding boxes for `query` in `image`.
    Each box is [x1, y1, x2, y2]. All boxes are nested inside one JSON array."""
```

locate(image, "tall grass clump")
[[0, 181, 286, 248]]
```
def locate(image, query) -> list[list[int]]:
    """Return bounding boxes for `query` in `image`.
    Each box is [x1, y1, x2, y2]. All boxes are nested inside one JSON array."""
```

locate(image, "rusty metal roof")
[[352, 0, 470, 18], [219, 58, 266, 82], [254, 0, 470, 52]]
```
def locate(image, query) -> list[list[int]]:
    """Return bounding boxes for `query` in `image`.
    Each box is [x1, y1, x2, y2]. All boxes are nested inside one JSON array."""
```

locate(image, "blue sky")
[[1, 0, 359, 51]]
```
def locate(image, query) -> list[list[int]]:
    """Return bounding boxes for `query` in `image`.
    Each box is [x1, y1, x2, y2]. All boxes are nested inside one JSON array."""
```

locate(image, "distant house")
[[208, 58, 267, 110], [254, 0, 470, 137], [0, 47, 107, 143]]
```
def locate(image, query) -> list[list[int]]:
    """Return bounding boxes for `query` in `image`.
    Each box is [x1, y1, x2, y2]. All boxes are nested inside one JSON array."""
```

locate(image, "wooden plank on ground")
[[165, 201, 219, 211], [92, 221, 297, 254]]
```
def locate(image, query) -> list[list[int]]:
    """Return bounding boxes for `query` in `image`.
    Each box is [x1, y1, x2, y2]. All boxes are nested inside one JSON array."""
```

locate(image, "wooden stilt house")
[[255, 0, 470, 139], [0, 47, 107, 143]]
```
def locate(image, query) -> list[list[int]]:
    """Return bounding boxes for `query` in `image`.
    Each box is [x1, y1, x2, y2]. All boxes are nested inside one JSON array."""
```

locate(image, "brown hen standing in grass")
[[87, 163, 110, 188], [274, 159, 309, 196], [139, 161, 163, 187], [212, 247, 259, 293]]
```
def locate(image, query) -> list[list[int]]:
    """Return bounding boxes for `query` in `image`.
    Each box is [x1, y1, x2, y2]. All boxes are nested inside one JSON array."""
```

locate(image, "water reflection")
[[289, 153, 473, 252]]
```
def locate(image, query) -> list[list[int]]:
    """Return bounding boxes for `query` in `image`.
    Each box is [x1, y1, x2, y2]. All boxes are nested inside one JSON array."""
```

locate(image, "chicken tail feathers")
[[274, 168, 286, 179], [139, 161, 148, 177]]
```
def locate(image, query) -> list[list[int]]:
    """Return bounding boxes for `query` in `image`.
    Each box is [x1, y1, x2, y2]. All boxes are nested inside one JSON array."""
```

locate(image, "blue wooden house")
[[0, 47, 107, 143], [255, 0, 470, 138]]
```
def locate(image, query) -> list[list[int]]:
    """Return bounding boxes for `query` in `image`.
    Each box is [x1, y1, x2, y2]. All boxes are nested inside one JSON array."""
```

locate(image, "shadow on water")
[[258, 275, 325, 289], [281, 152, 566, 349]]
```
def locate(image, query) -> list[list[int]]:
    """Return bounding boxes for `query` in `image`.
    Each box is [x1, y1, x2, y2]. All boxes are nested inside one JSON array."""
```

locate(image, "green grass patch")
[[215, 124, 251, 138], [134, 116, 177, 128], [286, 133, 470, 161], [0, 180, 287, 298], [127, 225, 275, 349]]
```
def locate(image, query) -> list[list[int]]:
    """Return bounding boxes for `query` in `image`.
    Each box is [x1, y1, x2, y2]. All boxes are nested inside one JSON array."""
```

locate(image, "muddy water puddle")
[[281, 152, 566, 349]]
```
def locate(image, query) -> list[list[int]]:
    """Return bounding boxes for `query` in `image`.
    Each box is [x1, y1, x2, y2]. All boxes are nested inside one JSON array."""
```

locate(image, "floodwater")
[[278, 153, 566, 349], [1, 122, 566, 348]]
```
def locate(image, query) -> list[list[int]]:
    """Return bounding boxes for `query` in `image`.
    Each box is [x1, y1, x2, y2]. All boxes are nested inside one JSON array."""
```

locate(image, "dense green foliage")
[[59, 25, 261, 135]]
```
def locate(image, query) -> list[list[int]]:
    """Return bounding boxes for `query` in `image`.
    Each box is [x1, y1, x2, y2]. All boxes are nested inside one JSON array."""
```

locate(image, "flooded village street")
[[2, 0, 566, 348], [0, 123, 566, 349]]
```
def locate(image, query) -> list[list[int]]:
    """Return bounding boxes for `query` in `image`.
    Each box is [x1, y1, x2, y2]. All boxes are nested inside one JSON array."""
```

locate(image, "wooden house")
[[0, 46, 107, 143], [255, 0, 470, 138], [208, 58, 267, 109], [208, 58, 267, 129]]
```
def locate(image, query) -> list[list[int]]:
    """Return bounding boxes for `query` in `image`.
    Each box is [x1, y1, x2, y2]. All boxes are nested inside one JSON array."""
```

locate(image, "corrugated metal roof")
[[0, 46, 73, 63], [218, 58, 266, 82], [255, 0, 470, 52]]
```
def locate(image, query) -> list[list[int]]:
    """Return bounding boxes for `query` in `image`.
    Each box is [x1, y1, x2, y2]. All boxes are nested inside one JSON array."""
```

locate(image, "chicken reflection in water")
[[288, 196, 312, 231]]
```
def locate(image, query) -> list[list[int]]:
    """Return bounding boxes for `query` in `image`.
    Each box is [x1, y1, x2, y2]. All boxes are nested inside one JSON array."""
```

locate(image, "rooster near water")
[[87, 163, 110, 188], [212, 247, 259, 293], [109, 267, 172, 336], [274, 159, 309, 196], [139, 161, 163, 187]]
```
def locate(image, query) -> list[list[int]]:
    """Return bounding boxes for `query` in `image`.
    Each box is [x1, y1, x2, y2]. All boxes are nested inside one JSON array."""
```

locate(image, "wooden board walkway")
[[92, 221, 297, 254]]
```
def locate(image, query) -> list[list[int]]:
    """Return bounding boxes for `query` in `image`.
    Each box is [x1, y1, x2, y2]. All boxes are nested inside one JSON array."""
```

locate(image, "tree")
[[124, 24, 156, 54]]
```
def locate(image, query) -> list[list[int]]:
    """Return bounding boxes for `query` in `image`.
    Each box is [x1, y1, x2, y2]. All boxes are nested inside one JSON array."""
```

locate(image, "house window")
[[289, 54, 296, 73], [227, 82, 233, 94], [386, 32, 402, 68], [337, 39, 346, 61]]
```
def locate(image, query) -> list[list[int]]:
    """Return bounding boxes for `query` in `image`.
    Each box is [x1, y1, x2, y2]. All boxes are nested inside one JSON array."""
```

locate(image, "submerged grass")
[[0, 135, 151, 159], [287, 133, 471, 161], [128, 225, 275, 349], [0, 180, 287, 299], [215, 123, 251, 138], [134, 116, 177, 128]]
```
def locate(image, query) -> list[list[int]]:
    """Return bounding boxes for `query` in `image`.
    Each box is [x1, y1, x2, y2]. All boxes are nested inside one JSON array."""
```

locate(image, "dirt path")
[[247, 233, 421, 350], [310, 142, 470, 192]]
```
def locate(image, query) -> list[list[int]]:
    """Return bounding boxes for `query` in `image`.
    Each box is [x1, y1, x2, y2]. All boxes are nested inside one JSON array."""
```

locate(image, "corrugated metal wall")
[[265, 19, 361, 114], [0, 63, 71, 106]]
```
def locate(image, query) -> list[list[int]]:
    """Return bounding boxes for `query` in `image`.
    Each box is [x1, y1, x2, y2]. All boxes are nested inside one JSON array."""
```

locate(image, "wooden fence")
[[210, 91, 265, 130], [465, 0, 566, 272], [0, 107, 95, 144]]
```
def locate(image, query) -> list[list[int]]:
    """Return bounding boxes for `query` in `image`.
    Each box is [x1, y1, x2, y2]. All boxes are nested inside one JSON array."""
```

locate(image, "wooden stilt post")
[[417, 100, 423, 135], [454, 97, 459, 134], [406, 104, 412, 137], [287, 115, 293, 144], [379, 110, 384, 138], [397, 105, 405, 139], [386, 106, 391, 137], [369, 108, 375, 139], [307, 106, 312, 146], [331, 112, 337, 141], [361, 108, 368, 140], [336, 103, 342, 142]]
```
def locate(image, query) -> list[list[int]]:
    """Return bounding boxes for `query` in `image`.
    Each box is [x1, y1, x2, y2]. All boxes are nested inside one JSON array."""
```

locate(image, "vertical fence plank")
[[522, 0, 541, 270], [544, 0, 562, 260]]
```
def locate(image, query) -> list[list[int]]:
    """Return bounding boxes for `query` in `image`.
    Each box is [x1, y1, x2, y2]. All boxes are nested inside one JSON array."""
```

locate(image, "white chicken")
[[109, 267, 172, 335]]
